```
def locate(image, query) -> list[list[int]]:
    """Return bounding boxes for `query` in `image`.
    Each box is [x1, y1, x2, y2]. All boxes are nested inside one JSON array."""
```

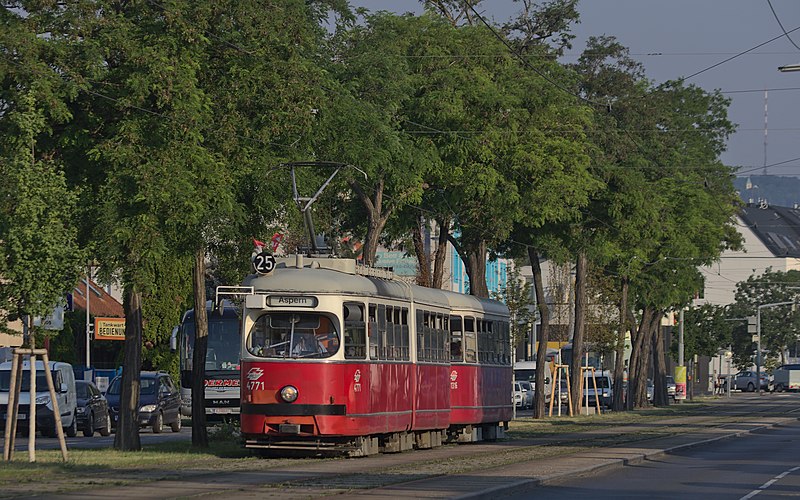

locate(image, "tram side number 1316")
[[253, 252, 276, 275]]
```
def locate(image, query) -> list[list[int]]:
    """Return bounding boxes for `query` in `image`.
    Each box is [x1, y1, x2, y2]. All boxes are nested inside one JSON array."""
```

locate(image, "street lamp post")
[[778, 63, 800, 72]]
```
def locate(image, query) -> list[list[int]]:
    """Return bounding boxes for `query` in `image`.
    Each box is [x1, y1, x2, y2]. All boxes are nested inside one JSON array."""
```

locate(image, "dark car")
[[105, 371, 182, 433], [76, 380, 111, 437]]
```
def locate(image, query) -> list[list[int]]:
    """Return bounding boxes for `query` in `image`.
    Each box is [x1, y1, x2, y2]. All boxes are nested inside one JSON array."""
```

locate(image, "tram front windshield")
[[247, 313, 339, 359]]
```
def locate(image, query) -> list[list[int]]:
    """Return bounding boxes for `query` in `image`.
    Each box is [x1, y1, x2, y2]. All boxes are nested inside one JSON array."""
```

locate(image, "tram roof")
[[242, 257, 508, 317]]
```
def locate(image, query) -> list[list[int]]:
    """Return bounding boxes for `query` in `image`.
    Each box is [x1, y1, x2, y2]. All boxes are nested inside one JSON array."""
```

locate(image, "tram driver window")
[[344, 303, 366, 359], [246, 313, 338, 359]]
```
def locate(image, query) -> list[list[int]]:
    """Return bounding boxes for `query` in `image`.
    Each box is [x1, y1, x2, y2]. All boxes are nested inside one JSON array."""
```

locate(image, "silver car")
[[517, 380, 534, 409], [733, 370, 769, 392]]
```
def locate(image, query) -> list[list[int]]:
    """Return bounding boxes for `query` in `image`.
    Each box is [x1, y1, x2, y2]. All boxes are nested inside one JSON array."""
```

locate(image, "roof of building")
[[71, 278, 124, 318], [739, 203, 800, 259]]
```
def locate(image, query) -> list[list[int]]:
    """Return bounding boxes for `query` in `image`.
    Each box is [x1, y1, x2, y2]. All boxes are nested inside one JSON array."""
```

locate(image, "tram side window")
[[344, 303, 366, 359], [486, 321, 494, 363], [477, 319, 485, 363], [464, 317, 477, 362], [431, 313, 443, 361], [450, 316, 463, 362], [416, 310, 434, 362], [399, 308, 409, 360], [502, 321, 510, 365], [441, 315, 449, 362], [416, 310, 424, 361], [368, 304, 378, 359], [423, 311, 432, 361], [378, 304, 387, 360]]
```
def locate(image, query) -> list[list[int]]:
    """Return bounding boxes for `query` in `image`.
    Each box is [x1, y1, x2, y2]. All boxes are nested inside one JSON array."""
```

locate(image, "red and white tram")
[[238, 255, 512, 456]]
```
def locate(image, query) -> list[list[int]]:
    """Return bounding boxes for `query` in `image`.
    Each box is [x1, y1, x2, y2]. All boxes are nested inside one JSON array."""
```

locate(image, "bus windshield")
[[183, 316, 241, 371], [247, 312, 339, 359]]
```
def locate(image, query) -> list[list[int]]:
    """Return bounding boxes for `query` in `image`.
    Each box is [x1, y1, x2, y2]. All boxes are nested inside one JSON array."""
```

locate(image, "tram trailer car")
[[239, 255, 512, 456]]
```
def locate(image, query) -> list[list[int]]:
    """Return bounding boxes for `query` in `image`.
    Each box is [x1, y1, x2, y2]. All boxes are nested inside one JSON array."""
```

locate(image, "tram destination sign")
[[267, 295, 318, 307]]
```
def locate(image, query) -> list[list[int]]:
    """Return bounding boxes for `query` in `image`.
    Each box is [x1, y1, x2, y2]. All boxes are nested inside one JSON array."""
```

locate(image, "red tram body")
[[239, 256, 512, 456]]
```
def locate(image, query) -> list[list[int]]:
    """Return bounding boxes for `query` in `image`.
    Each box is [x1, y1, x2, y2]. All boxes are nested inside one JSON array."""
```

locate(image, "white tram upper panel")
[[241, 256, 508, 317]]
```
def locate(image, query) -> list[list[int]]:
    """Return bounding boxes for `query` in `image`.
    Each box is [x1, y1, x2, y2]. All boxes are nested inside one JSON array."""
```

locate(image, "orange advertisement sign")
[[94, 317, 126, 341]]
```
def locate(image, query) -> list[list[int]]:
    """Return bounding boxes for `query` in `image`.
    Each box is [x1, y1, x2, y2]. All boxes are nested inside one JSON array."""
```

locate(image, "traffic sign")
[[253, 251, 276, 275]]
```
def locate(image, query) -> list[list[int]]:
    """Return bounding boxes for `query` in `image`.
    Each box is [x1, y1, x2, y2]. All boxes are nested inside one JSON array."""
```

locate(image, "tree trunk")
[[612, 277, 629, 412], [412, 214, 431, 287], [569, 251, 587, 414], [633, 310, 660, 408], [626, 306, 652, 411], [114, 285, 142, 451], [191, 248, 209, 447], [349, 179, 390, 267], [447, 234, 488, 298], [466, 245, 489, 298], [652, 319, 669, 407], [431, 218, 450, 289], [528, 247, 551, 419]]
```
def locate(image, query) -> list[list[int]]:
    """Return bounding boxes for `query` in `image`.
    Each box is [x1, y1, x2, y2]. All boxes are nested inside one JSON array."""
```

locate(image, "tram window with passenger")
[[247, 313, 338, 359]]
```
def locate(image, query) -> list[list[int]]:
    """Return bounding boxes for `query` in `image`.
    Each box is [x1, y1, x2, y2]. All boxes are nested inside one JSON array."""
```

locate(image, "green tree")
[[0, 93, 83, 347], [493, 263, 535, 352], [728, 269, 800, 368], [671, 304, 730, 362]]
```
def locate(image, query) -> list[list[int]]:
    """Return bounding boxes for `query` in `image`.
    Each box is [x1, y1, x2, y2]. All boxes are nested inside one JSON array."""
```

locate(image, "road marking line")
[[740, 465, 800, 500]]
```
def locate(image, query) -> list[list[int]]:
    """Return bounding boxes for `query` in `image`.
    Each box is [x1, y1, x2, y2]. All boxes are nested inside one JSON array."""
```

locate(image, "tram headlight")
[[279, 385, 299, 403]]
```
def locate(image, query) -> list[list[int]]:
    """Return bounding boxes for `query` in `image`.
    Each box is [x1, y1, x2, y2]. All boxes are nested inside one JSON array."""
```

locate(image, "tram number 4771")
[[247, 381, 265, 391]]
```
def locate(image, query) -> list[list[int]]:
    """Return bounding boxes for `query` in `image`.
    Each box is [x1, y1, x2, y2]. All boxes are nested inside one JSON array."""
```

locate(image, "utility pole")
[[85, 264, 91, 369]]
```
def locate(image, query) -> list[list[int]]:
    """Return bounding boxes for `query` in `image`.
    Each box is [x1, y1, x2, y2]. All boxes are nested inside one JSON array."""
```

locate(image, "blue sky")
[[350, 1, 800, 178]]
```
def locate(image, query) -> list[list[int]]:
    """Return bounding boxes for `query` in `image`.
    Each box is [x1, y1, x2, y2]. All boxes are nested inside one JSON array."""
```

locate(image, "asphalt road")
[[516, 416, 800, 499], [0, 425, 191, 451]]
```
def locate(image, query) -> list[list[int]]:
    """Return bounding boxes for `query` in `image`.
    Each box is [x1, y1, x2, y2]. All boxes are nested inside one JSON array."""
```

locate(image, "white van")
[[0, 360, 78, 437], [513, 360, 553, 404], [580, 369, 613, 408]]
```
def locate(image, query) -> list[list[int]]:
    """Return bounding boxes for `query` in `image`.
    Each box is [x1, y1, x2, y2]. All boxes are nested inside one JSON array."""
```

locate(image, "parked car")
[[513, 361, 552, 404], [556, 378, 570, 406], [733, 370, 769, 392], [105, 371, 182, 433], [76, 380, 112, 437], [582, 370, 613, 408], [0, 360, 78, 437], [665, 375, 677, 400], [513, 382, 526, 409], [646, 379, 654, 403], [517, 380, 534, 409]]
